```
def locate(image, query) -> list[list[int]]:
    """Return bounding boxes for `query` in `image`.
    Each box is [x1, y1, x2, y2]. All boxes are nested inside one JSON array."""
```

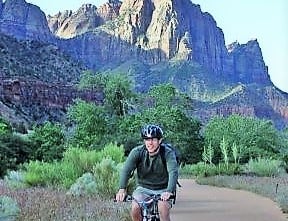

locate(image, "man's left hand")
[[161, 191, 173, 201]]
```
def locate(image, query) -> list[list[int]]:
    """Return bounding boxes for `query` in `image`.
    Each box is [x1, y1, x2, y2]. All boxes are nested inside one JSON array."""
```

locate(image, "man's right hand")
[[115, 188, 127, 202]]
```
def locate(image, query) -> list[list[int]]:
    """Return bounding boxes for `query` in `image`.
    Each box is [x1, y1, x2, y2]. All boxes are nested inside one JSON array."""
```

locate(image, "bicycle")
[[125, 194, 175, 221]]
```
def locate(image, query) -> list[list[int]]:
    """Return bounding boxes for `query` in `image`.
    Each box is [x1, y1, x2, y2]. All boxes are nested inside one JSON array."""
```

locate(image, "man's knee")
[[158, 201, 171, 220], [131, 201, 142, 221]]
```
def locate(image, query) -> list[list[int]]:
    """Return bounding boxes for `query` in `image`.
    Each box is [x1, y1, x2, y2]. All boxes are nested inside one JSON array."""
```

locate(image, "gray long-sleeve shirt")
[[119, 144, 178, 193]]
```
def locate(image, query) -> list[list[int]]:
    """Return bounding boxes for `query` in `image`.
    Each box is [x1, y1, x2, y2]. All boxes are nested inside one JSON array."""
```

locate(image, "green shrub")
[[244, 158, 285, 177], [0, 133, 32, 177], [63, 147, 99, 173], [180, 162, 240, 177], [217, 163, 241, 175], [28, 122, 66, 162], [0, 196, 20, 220], [180, 162, 217, 177], [98, 143, 125, 163], [67, 172, 97, 197], [4, 171, 27, 189], [23, 160, 80, 188], [24, 161, 52, 186], [0, 118, 12, 135], [92, 158, 120, 198]]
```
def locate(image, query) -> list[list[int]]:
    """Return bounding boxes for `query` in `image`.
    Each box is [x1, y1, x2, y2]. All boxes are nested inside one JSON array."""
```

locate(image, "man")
[[115, 124, 178, 221]]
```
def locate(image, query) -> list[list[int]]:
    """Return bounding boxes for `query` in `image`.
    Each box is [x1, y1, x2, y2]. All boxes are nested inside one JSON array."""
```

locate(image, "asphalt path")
[[170, 179, 287, 221]]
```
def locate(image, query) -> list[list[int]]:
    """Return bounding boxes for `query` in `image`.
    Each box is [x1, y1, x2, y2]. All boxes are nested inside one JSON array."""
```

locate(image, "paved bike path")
[[170, 179, 287, 221]]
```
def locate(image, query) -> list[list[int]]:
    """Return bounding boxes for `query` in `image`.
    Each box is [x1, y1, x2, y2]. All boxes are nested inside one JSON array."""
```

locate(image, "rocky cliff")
[[0, 0, 54, 42], [0, 0, 270, 85], [0, 77, 103, 128], [0, 0, 287, 129]]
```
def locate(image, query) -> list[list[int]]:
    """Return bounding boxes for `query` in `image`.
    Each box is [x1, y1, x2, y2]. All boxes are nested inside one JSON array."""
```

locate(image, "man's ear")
[[159, 138, 163, 143]]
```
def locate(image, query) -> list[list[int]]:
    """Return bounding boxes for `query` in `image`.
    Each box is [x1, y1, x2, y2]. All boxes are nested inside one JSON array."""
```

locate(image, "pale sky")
[[26, 0, 288, 93]]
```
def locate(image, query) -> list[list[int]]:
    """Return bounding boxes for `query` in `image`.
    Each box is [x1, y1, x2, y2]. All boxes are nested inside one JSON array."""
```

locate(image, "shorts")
[[132, 186, 173, 207]]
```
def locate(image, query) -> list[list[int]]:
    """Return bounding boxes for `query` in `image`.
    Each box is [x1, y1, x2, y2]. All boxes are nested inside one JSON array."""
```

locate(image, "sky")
[[26, 0, 288, 93]]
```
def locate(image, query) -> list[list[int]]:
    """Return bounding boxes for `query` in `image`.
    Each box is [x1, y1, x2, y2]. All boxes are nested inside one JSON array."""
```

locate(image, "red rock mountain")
[[0, 0, 287, 129]]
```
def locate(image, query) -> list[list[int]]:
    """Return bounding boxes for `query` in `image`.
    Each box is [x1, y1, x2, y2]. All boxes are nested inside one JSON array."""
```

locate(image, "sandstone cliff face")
[[47, 1, 121, 39], [51, 0, 268, 86], [100, 0, 228, 74], [48, 4, 100, 39], [0, 0, 287, 129], [0, 0, 54, 42], [0, 77, 103, 125], [227, 40, 271, 84], [0, 0, 270, 86]]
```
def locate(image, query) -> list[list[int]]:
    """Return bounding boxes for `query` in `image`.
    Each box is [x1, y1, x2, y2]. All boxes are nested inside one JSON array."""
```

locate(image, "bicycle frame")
[[137, 194, 161, 221], [121, 194, 174, 221]]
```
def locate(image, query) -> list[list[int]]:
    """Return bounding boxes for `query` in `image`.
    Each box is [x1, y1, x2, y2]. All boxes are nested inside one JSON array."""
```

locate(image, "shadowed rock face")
[[0, 0, 54, 42], [0, 0, 287, 129], [0, 77, 104, 127], [0, 0, 270, 85]]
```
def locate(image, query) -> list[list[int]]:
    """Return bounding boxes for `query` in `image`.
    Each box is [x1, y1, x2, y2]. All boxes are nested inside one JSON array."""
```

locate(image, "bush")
[[0, 196, 20, 220], [63, 147, 100, 173], [23, 160, 82, 188], [244, 158, 286, 177], [4, 171, 27, 189], [217, 163, 241, 176], [28, 122, 66, 162], [180, 162, 240, 177], [98, 143, 125, 163], [92, 158, 120, 198], [67, 172, 97, 197], [0, 133, 32, 177], [180, 162, 217, 177]]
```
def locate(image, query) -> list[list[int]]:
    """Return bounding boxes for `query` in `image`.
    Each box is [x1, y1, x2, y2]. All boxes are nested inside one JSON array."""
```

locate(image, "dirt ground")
[[170, 179, 287, 221]]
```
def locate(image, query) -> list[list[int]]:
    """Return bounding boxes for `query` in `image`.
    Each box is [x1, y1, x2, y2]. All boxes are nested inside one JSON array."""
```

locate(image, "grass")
[[1, 175, 287, 220], [0, 180, 131, 221]]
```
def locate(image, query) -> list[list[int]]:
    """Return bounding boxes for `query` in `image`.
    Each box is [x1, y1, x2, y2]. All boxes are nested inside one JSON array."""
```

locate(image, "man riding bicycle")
[[115, 124, 178, 221]]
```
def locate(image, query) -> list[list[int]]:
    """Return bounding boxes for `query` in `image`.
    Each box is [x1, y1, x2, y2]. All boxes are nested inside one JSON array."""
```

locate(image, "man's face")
[[144, 137, 162, 154]]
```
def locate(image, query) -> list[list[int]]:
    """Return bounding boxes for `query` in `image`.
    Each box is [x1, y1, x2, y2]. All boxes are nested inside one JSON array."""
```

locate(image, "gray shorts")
[[132, 186, 172, 206]]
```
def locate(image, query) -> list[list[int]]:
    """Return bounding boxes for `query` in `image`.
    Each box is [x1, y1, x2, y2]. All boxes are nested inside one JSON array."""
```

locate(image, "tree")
[[78, 72, 136, 117], [29, 121, 65, 162], [0, 133, 32, 177], [0, 118, 12, 135], [204, 114, 283, 163], [116, 84, 203, 163], [67, 99, 108, 149]]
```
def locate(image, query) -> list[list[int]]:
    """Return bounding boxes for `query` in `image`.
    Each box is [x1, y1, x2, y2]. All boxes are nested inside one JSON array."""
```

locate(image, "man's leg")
[[131, 201, 142, 221], [131, 187, 147, 221], [158, 200, 171, 221]]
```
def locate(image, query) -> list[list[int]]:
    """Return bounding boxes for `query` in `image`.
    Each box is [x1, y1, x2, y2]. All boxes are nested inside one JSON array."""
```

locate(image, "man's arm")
[[165, 148, 179, 193], [116, 147, 139, 201]]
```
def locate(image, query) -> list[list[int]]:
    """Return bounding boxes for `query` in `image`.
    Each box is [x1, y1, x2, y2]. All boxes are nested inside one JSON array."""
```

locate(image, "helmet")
[[141, 124, 163, 139]]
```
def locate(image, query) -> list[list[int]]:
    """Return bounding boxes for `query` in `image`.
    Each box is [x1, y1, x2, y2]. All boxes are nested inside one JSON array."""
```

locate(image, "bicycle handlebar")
[[114, 193, 175, 202], [116, 194, 175, 202]]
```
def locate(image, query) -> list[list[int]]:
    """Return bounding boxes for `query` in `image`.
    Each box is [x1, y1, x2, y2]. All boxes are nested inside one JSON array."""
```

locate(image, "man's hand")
[[115, 188, 127, 202], [161, 191, 173, 201]]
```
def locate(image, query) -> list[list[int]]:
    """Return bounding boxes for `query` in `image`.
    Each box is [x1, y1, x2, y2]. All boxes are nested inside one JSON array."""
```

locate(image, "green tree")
[[29, 121, 65, 162], [0, 133, 32, 177], [148, 83, 191, 110], [204, 114, 282, 163], [0, 118, 12, 135], [67, 99, 108, 149], [78, 72, 135, 117], [116, 84, 203, 163]]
